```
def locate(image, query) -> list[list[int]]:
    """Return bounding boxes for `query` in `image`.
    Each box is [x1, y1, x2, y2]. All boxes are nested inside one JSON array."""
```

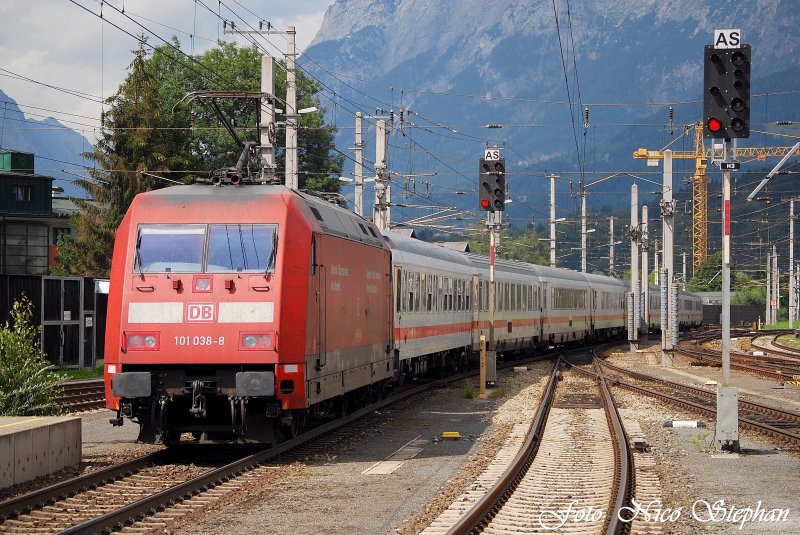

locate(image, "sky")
[[0, 0, 333, 142]]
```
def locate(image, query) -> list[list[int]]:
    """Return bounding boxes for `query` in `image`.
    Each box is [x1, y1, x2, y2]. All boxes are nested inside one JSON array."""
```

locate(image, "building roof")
[[437, 241, 470, 252], [392, 229, 417, 238]]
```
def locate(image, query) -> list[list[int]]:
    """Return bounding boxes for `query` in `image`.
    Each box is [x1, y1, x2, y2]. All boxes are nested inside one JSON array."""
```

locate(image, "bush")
[[0, 297, 66, 416]]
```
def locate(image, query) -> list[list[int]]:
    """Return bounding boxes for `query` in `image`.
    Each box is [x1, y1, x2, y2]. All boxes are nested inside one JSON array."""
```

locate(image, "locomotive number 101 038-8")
[[175, 336, 225, 347]]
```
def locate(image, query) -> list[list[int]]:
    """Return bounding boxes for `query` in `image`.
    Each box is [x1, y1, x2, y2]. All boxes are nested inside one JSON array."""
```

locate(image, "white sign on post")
[[713, 29, 741, 49], [484, 148, 501, 161]]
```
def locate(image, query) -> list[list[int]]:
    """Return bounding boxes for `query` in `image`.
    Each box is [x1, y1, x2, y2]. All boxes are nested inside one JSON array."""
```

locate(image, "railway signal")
[[703, 43, 751, 139], [479, 158, 506, 211]]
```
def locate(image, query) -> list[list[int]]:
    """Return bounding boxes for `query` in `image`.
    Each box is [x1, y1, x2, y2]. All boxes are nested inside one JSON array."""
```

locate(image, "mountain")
[[0, 89, 91, 198], [303, 0, 800, 225]]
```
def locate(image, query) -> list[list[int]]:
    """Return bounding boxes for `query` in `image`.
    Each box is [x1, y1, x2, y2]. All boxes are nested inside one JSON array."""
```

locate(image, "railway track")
[[674, 339, 800, 381], [0, 378, 439, 535], [57, 379, 105, 412], [597, 359, 800, 450], [751, 332, 800, 361], [421, 356, 639, 534]]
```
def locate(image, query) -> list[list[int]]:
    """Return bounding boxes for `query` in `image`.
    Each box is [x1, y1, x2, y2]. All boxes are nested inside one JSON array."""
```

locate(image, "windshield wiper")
[[265, 228, 278, 276], [135, 234, 144, 279]]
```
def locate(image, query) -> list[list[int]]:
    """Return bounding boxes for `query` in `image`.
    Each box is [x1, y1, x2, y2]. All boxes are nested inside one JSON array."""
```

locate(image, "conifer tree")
[[58, 38, 183, 277]]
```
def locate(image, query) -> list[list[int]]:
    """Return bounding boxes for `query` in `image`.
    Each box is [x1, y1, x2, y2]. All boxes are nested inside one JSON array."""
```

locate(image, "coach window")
[[426, 275, 433, 312], [447, 278, 454, 311], [416, 272, 422, 311]]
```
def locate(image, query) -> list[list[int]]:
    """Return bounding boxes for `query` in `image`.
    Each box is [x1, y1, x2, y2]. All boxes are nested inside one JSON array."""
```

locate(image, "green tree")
[[0, 297, 66, 416], [148, 40, 343, 190], [467, 225, 548, 264], [58, 39, 343, 276], [58, 39, 182, 277], [688, 252, 723, 292]]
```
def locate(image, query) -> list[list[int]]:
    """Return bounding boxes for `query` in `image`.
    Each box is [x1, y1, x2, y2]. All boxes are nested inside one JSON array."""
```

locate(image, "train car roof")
[[582, 272, 628, 288], [133, 184, 386, 248], [383, 231, 472, 266], [137, 183, 285, 200], [464, 253, 538, 277]]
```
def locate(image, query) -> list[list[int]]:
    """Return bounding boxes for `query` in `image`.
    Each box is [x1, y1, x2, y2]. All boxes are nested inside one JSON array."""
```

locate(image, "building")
[[0, 149, 104, 369], [0, 150, 75, 274]]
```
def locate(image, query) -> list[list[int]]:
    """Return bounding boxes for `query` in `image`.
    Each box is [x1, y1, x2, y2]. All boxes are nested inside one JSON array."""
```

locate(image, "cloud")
[[0, 0, 331, 143]]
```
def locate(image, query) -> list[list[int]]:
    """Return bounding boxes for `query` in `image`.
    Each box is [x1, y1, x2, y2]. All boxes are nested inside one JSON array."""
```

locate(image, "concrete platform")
[[0, 416, 81, 489]]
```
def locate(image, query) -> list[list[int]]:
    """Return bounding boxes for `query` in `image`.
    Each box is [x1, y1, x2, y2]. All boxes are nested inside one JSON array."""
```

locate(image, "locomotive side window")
[[135, 224, 205, 273], [207, 224, 277, 272]]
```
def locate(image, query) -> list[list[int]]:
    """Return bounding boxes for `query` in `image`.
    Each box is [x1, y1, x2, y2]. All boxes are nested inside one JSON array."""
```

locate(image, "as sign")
[[713, 29, 741, 49], [484, 148, 501, 161]]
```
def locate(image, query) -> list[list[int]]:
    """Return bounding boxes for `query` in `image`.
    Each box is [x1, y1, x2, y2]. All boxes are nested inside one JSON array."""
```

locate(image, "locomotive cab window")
[[134, 223, 278, 274], [135, 224, 205, 273], [207, 224, 277, 273]]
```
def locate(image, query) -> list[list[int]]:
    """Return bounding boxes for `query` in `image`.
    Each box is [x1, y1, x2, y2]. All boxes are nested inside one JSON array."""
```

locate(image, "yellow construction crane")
[[633, 121, 800, 275]]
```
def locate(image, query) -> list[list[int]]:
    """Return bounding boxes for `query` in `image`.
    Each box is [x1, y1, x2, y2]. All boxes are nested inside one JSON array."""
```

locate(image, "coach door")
[[590, 289, 597, 336], [541, 281, 549, 341], [471, 275, 480, 350]]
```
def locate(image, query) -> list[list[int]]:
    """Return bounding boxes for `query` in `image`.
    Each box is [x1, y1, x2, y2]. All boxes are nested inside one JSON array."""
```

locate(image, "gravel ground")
[[608, 339, 800, 534], [173, 360, 554, 535], [6, 343, 799, 535], [0, 409, 162, 502]]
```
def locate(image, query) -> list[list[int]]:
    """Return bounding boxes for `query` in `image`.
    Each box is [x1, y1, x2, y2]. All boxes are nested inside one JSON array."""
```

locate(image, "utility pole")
[[549, 174, 558, 268], [259, 55, 277, 183], [629, 184, 640, 351], [654, 239, 660, 286], [608, 216, 616, 277], [790, 200, 795, 328], [223, 24, 278, 183], [661, 151, 675, 366], [682, 251, 688, 288], [374, 120, 390, 231], [796, 262, 799, 327], [641, 205, 649, 333], [354, 112, 364, 216], [226, 23, 298, 188], [773, 245, 779, 325], [284, 26, 298, 189], [718, 138, 738, 451], [581, 186, 588, 272], [766, 249, 772, 325], [487, 210, 500, 387]]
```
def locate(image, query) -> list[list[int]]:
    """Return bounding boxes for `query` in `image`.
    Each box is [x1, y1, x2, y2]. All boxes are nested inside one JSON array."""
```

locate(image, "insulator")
[[583, 106, 589, 130], [668, 105, 674, 135]]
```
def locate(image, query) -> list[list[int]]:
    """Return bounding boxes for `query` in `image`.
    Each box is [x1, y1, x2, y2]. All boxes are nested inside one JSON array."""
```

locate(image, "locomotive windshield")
[[135, 224, 205, 273], [207, 224, 276, 272], [134, 224, 277, 274]]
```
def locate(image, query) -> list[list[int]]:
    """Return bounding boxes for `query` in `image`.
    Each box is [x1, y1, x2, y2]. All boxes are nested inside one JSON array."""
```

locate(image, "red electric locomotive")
[[105, 183, 393, 444]]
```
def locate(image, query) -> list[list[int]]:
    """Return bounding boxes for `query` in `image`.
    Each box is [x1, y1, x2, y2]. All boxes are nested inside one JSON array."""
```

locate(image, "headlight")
[[125, 332, 160, 351], [239, 332, 274, 350]]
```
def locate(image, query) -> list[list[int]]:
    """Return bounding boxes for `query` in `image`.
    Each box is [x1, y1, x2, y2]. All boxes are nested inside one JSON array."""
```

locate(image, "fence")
[[702, 304, 763, 327], [0, 275, 107, 369]]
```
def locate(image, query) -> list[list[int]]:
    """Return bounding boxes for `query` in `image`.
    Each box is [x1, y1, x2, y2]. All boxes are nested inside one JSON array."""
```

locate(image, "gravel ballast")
[[13, 343, 799, 534]]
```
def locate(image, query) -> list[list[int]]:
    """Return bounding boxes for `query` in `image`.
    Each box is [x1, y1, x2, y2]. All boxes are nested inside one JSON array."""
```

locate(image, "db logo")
[[187, 303, 215, 322]]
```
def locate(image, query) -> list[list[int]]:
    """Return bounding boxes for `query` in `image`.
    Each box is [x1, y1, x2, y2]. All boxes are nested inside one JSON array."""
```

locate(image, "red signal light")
[[706, 117, 723, 133], [480, 199, 491, 209]]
